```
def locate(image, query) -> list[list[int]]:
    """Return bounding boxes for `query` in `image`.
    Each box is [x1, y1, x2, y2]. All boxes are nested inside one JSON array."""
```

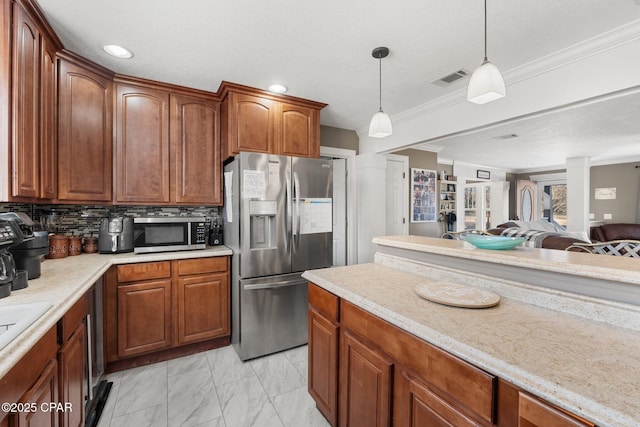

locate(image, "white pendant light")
[[369, 47, 392, 138], [467, 0, 505, 104]]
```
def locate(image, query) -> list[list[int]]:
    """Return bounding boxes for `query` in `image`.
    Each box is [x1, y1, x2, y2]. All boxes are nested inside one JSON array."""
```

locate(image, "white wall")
[[356, 153, 387, 263]]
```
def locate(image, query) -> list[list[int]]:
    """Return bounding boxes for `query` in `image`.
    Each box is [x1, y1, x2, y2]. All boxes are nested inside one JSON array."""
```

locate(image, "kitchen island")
[[302, 235, 640, 427]]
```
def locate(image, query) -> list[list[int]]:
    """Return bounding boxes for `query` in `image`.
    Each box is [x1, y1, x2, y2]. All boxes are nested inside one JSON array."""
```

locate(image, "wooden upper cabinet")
[[39, 35, 57, 199], [279, 102, 318, 158], [57, 56, 113, 202], [226, 92, 275, 156], [170, 94, 222, 205], [11, 3, 40, 198], [115, 83, 170, 203], [10, 2, 58, 201], [220, 81, 326, 160]]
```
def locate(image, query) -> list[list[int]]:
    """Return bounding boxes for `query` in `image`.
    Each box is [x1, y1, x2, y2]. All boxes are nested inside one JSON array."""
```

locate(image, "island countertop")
[[0, 247, 232, 379], [302, 236, 640, 427]]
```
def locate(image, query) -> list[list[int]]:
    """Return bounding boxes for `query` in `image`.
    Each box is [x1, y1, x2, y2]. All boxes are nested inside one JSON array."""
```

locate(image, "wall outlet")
[[604, 213, 612, 220], [589, 213, 595, 219]]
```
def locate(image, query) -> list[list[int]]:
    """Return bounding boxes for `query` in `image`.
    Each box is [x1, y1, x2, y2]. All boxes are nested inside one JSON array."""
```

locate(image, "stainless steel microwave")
[[133, 217, 207, 254]]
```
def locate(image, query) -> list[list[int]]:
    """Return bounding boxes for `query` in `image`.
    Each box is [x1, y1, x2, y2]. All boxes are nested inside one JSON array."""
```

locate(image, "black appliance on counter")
[[0, 212, 49, 279], [98, 216, 134, 254], [0, 217, 23, 298]]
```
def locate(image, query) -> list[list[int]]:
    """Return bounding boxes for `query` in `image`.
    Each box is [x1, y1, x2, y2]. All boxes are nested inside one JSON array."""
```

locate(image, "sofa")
[[487, 221, 589, 251], [590, 223, 640, 242]]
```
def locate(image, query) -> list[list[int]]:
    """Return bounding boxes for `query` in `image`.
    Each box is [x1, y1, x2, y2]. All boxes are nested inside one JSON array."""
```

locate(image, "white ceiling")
[[35, 0, 640, 171]]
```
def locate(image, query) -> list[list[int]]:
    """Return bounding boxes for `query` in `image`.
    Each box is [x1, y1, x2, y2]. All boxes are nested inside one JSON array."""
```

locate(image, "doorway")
[[539, 182, 567, 228], [385, 154, 409, 235], [320, 147, 356, 266]]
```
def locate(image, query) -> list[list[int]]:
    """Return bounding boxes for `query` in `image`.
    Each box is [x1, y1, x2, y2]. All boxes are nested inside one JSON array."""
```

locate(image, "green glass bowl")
[[461, 234, 525, 250]]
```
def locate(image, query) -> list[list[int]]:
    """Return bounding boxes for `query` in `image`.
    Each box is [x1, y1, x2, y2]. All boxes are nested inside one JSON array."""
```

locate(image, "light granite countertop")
[[0, 247, 232, 379], [303, 237, 640, 427]]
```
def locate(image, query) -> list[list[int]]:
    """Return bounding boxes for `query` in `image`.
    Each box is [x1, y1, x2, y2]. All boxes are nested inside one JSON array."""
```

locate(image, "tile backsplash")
[[0, 203, 220, 236]]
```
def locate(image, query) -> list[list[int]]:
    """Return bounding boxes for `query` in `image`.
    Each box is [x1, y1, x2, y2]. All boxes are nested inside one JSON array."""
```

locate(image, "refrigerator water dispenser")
[[249, 200, 277, 249]]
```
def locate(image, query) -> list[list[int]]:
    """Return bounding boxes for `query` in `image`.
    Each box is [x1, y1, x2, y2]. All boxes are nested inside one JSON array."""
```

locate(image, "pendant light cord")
[[483, 0, 488, 62], [378, 56, 383, 112]]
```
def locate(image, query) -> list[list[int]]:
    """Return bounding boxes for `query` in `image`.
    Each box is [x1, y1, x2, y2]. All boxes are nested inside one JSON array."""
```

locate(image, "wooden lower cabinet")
[[105, 256, 230, 369], [339, 331, 392, 427], [396, 371, 479, 427], [57, 323, 85, 427], [518, 392, 594, 427], [308, 308, 339, 426], [117, 279, 172, 358], [12, 359, 58, 427], [177, 272, 229, 345], [307, 283, 595, 427]]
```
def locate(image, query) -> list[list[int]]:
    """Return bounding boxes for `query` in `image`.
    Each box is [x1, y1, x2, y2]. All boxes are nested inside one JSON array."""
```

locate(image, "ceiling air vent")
[[493, 133, 518, 140], [431, 69, 469, 87]]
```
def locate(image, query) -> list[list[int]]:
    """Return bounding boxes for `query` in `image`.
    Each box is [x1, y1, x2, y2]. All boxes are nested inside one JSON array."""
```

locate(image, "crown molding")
[[358, 20, 640, 137]]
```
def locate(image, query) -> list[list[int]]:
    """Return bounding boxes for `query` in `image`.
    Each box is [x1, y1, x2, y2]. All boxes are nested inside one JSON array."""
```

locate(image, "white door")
[[332, 158, 347, 266], [386, 157, 407, 235]]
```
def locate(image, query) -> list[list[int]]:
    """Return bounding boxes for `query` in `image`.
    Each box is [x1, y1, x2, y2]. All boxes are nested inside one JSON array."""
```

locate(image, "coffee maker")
[[98, 216, 134, 253], [0, 218, 22, 298], [1, 212, 49, 279]]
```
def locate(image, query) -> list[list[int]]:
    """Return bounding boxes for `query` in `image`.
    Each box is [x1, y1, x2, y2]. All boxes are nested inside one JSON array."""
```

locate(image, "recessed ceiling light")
[[268, 84, 287, 94], [103, 44, 134, 59]]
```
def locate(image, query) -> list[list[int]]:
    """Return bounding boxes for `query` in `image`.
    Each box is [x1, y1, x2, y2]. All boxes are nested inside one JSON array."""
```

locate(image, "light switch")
[[604, 213, 612, 220], [589, 213, 595, 220]]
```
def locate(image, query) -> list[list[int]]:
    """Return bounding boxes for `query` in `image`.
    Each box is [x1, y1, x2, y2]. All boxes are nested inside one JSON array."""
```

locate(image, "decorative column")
[[566, 157, 591, 234]]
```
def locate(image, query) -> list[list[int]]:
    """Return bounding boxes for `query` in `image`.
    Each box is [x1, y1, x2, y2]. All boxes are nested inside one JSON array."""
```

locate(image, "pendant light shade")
[[467, 60, 505, 104], [369, 111, 393, 138], [369, 47, 392, 138], [467, 0, 505, 104]]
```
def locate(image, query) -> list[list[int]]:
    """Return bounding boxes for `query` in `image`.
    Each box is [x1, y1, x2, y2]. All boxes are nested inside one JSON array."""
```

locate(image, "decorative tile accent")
[[0, 203, 220, 236]]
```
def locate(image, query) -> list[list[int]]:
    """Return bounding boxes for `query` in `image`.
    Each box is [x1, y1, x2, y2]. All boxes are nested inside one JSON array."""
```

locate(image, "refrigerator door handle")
[[293, 171, 301, 245], [243, 279, 307, 290], [285, 173, 292, 254]]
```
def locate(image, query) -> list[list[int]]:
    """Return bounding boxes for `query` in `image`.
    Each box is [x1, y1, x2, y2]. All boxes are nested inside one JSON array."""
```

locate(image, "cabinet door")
[[58, 323, 85, 427], [278, 102, 318, 158], [170, 94, 221, 205], [518, 393, 593, 427], [226, 93, 275, 156], [117, 279, 172, 357], [115, 84, 170, 203], [12, 359, 58, 427], [39, 35, 56, 200], [339, 331, 392, 427], [396, 371, 479, 427], [11, 3, 39, 198], [58, 59, 112, 201], [176, 272, 229, 345], [308, 308, 339, 426]]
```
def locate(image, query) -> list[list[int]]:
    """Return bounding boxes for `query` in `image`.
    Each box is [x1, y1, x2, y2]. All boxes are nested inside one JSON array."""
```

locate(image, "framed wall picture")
[[477, 170, 490, 179], [411, 168, 437, 223]]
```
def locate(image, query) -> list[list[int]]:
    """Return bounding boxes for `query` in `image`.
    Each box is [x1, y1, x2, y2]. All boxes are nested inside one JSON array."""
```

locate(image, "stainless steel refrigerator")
[[223, 152, 333, 360]]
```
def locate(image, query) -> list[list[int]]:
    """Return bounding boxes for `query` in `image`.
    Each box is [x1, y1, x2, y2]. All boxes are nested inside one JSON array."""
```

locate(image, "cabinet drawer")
[[177, 257, 227, 276], [519, 392, 594, 427], [341, 300, 496, 424], [117, 261, 171, 283], [309, 283, 339, 322], [58, 297, 85, 343]]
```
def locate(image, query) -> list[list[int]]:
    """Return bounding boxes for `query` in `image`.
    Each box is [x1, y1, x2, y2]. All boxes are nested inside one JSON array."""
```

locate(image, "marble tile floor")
[[97, 344, 330, 427]]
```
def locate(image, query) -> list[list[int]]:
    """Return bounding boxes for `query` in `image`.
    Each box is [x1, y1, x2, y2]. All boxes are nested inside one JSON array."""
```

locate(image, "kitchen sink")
[[0, 302, 53, 350]]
